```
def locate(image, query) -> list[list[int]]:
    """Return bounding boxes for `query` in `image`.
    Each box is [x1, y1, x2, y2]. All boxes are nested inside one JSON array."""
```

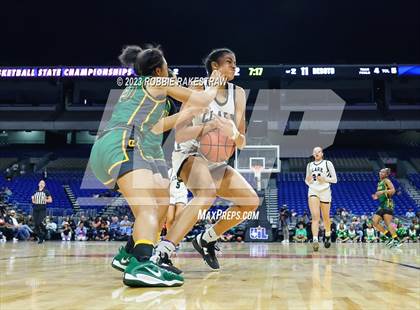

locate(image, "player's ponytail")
[[119, 44, 165, 76], [118, 45, 143, 67]]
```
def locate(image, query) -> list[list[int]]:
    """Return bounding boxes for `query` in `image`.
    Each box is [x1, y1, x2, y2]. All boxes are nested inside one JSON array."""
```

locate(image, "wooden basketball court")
[[1, 241, 419, 309]]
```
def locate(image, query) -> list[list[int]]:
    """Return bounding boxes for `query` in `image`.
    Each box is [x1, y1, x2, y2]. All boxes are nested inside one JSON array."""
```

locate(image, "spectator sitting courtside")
[[396, 223, 408, 243], [77, 215, 90, 228], [96, 221, 109, 241], [407, 225, 418, 243], [405, 208, 415, 219], [347, 225, 360, 243], [351, 217, 364, 241], [75, 222, 87, 241], [365, 222, 377, 243], [61, 222, 72, 241], [293, 223, 307, 243], [119, 215, 132, 240], [0, 212, 14, 241], [78, 215, 92, 240], [6, 210, 32, 242], [45, 217, 57, 240], [109, 216, 120, 241], [336, 222, 349, 243]]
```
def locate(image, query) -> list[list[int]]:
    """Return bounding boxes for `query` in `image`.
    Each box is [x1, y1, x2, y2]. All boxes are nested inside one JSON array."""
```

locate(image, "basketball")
[[199, 129, 235, 163]]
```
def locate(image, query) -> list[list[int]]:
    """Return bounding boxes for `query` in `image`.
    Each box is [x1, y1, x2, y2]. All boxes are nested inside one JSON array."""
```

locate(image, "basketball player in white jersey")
[[166, 168, 188, 230], [152, 48, 259, 271], [305, 146, 337, 251]]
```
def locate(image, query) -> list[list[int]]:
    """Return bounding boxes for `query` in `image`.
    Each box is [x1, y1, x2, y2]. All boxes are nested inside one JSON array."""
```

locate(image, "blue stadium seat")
[[277, 172, 417, 216]]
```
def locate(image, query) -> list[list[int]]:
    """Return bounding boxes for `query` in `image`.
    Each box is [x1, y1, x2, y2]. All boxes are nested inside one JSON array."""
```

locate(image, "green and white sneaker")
[[385, 237, 394, 247], [123, 258, 184, 287], [111, 246, 132, 272]]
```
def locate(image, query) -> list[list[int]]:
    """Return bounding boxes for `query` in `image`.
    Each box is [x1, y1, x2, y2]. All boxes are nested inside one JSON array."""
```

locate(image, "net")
[[251, 165, 264, 191]]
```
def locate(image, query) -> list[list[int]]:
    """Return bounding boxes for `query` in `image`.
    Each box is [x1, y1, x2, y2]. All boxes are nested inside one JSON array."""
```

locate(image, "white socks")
[[201, 227, 218, 243], [325, 231, 331, 238], [313, 236, 319, 242]]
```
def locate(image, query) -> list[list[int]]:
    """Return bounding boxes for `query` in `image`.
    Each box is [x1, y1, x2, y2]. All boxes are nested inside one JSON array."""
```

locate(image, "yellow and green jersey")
[[89, 80, 172, 186], [105, 81, 171, 159], [377, 178, 394, 210]]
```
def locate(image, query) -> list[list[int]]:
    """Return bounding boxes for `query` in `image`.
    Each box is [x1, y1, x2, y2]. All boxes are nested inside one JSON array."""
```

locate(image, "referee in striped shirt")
[[31, 180, 52, 244]]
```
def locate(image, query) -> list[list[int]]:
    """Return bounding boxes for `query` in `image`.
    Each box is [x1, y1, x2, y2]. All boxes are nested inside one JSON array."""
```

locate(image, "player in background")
[[305, 147, 337, 251], [167, 168, 188, 230], [371, 168, 401, 248]]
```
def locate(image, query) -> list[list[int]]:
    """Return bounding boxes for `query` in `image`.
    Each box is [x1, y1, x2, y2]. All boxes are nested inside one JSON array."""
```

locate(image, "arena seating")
[[45, 158, 89, 171], [410, 158, 420, 171], [0, 170, 111, 216], [277, 172, 417, 216], [0, 81, 61, 107], [408, 173, 420, 190], [43, 171, 111, 212], [0, 157, 17, 171], [0, 173, 72, 214], [288, 150, 373, 172], [1, 168, 417, 217]]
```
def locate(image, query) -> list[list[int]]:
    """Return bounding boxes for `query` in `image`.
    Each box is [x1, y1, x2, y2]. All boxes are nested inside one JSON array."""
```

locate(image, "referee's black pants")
[[33, 205, 46, 240]]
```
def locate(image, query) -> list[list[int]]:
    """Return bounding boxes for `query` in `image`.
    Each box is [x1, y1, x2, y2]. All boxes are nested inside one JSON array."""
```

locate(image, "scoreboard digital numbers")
[[0, 65, 416, 80], [284, 66, 335, 76], [248, 67, 264, 76], [281, 65, 398, 78]]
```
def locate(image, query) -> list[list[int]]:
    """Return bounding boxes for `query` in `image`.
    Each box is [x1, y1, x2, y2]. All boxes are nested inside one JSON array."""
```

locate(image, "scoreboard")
[[172, 65, 401, 79], [281, 65, 398, 78], [0, 64, 418, 80]]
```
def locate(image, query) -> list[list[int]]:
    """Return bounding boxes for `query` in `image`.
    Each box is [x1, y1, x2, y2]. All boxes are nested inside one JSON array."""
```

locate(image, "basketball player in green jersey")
[[89, 45, 223, 287], [371, 168, 401, 248]]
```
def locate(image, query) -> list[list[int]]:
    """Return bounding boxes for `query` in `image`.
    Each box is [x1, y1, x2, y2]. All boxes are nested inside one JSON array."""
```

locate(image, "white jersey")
[[168, 168, 188, 205], [305, 160, 337, 192], [176, 82, 236, 154], [172, 82, 236, 175]]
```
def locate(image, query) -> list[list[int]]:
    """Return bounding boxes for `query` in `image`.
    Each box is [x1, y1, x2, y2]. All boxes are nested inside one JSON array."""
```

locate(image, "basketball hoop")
[[251, 165, 263, 192]]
